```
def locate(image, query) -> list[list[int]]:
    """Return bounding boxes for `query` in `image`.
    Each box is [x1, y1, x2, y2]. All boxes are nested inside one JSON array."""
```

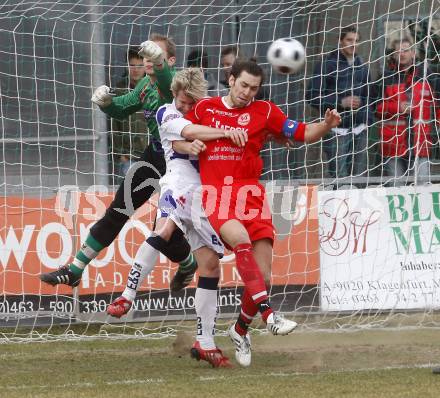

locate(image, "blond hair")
[[171, 68, 208, 101]]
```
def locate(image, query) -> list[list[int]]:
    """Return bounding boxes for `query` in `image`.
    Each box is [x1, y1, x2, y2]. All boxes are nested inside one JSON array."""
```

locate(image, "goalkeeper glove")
[[138, 41, 164, 66], [91, 85, 113, 108]]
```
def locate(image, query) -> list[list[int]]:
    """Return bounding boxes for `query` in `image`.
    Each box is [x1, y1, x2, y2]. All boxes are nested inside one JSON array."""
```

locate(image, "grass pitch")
[[1, 328, 440, 398]]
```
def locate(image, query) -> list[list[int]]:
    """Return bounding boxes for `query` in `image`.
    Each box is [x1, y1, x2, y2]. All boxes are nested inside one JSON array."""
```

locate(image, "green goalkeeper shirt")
[[101, 62, 175, 141]]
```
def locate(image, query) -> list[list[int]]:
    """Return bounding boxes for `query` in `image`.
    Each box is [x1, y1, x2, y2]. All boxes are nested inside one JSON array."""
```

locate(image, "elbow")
[[181, 125, 194, 140]]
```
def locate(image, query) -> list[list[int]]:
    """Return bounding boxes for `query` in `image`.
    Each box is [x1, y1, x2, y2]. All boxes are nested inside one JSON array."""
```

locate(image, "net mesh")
[[1, 0, 440, 342]]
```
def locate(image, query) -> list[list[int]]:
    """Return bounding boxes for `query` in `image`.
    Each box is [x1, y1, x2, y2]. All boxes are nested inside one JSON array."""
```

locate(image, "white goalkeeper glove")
[[138, 40, 164, 66], [91, 85, 113, 108]]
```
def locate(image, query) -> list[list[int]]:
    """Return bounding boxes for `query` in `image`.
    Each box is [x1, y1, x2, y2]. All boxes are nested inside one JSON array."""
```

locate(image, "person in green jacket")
[[40, 34, 197, 292], [110, 47, 147, 181]]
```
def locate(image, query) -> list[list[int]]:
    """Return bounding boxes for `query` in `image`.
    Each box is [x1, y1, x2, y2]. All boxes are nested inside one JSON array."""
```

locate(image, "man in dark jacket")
[[187, 49, 228, 96], [308, 26, 373, 180]]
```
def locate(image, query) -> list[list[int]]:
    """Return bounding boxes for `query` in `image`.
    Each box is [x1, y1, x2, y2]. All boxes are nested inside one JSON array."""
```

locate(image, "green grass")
[[2, 329, 440, 398]]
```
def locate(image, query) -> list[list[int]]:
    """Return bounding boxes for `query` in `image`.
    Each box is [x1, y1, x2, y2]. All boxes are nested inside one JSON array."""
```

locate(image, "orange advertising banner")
[[0, 186, 319, 298]]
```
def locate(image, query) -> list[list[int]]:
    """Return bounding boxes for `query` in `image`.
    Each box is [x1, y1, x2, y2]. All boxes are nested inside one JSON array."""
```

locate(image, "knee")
[[198, 258, 220, 278], [223, 231, 250, 248], [103, 207, 129, 227], [147, 229, 190, 264]]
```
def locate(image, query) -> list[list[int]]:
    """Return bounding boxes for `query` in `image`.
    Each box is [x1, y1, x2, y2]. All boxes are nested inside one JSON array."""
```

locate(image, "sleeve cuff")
[[166, 118, 193, 138]]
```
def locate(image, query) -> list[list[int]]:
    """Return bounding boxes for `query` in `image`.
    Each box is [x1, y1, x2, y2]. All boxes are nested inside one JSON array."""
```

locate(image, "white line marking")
[[4, 363, 440, 390]]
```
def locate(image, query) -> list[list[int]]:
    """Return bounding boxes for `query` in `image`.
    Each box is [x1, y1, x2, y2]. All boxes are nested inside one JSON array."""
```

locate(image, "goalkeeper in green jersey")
[[40, 34, 197, 290]]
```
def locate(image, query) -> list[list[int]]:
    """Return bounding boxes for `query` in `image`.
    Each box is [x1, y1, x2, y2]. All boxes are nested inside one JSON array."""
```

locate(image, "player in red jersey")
[[180, 59, 341, 366]]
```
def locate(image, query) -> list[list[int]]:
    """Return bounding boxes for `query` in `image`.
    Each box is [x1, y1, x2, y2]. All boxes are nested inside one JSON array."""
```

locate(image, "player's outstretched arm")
[[303, 108, 341, 143], [181, 124, 248, 147], [91, 79, 147, 120], [91, 85, 115, 108]]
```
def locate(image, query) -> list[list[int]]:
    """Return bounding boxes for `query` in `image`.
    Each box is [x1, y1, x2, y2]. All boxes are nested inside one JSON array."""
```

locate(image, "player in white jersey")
[[107, 68, 247, 368], [155, 99, 221, 255]]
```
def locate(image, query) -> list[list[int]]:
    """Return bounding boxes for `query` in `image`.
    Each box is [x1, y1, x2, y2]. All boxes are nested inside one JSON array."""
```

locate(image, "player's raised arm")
[[139, 39, 175, 103], [303, 108, 341, 143], [266, 100, 340, 145], [91, 35, 177, 120]]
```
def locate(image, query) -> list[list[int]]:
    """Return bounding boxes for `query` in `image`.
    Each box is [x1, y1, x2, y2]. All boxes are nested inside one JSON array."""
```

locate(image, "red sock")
[[234, 244, 273, 325], [235, 289, 258, 335]]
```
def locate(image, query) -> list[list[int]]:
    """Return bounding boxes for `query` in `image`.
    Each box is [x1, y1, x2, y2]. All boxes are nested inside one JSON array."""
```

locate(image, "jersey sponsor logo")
[[237, 112, 250, 126], [214, 119, 248, 133]]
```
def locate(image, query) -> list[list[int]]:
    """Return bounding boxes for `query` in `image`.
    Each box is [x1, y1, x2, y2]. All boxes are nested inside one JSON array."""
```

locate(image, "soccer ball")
[[267, 38, 305, 74]]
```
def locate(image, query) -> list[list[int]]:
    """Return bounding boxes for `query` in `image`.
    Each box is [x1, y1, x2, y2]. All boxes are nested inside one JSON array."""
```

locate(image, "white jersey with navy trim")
[[156, 100, 200, 187], [154, 101, 224, 257]]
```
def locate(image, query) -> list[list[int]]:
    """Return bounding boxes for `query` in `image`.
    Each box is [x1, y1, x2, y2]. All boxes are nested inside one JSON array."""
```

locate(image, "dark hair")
[[230, 59, 264, 85], [339, 25, 358, 41], [221, 45, 239, 58], [127, 47, 142, 61], [187, 49, 209, 69]]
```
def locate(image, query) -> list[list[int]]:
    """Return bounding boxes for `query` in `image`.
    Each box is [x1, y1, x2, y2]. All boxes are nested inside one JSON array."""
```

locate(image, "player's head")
[[143, 33, 177, 76], [227, 59, 264, 108], [339, 25, 359, 58], [171, 68, 208, 115], [391, 36, 415, 69], [220, 45, 240, 81], [187, 49, 209, 69], [126, 47, 145, 86]]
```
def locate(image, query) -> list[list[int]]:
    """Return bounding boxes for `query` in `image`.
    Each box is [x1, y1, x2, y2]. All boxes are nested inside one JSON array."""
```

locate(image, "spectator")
[[220, 45, 239, 87], [376, 36, 436, 185], [110, 47, 148, 180], [186, 49, 227, 96], [308, 26, 372, 180], [220, 45, 269, 100]]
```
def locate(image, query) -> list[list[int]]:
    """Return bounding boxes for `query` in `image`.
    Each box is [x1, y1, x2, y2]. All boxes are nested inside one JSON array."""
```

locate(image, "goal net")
[[1, 0, 440, 342]]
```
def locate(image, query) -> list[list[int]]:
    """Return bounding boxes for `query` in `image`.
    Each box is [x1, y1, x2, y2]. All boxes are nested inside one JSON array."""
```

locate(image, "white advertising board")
[[319, 185, 440, 311]]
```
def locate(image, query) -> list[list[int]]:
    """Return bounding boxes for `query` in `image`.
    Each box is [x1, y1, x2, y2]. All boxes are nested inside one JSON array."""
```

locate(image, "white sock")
[[122, 240, 159, 302], [195, 277, 219, 350]]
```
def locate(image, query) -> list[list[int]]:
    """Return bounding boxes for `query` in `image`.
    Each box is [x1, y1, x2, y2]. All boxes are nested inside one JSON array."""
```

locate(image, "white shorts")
[[157, 181, 224, 257]]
